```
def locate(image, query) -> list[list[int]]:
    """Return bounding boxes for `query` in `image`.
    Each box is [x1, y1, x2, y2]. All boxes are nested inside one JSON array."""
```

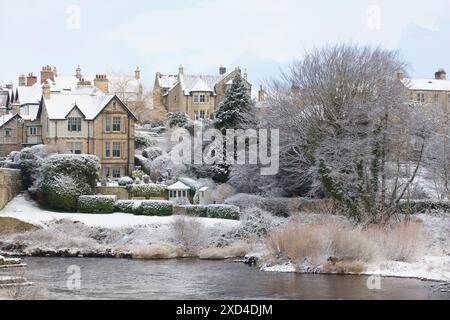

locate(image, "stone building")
[[153, 66, 252, 120], [400, 68, 450, 112], [38, 86, 137, 179]]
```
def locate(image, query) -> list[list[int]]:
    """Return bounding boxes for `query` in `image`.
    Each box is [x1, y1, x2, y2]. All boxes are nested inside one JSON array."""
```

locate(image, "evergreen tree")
[[214, 73, 253, 131]]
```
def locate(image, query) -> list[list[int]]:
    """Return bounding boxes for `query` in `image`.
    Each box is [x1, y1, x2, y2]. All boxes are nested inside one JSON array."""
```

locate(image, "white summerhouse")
[[198, 186, 213, 205], [168, 181, 191, 204]]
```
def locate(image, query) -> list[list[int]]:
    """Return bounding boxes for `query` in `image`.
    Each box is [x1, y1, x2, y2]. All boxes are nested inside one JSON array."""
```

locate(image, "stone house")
[[38, 85, 137, 179], [153, 66, 252, 120]]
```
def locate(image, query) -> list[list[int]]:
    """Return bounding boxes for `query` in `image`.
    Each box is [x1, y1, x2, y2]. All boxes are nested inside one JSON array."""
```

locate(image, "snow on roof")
[[158, 74, 179, 89], [199, 186, 209, 192], [0, 113, 18, 128], [17, 84, 42, 105], [180, 74, 224, 95], [167, 181, 191, 190], [402, 78, 450, 91], [43, 91, 116, 120]]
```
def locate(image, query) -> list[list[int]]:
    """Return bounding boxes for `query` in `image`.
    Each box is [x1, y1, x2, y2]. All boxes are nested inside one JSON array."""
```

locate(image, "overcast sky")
[[1, 0, 450, 88]]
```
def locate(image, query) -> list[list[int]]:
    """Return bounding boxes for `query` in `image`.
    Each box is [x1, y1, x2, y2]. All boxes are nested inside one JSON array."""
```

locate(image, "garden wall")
[[0, 168, 22, 209], [96, 186, 130, 200]]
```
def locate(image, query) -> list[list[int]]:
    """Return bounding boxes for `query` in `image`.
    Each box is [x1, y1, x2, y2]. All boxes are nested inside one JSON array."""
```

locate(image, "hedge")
[[134, 200, 173, 216], [180, 205, 208, 217], [78, 195, 116, 214], [114, 200, 137, 213], [130, 184, 167, 199], [206, 205, 240, 220], [398, 200, 450, 214]]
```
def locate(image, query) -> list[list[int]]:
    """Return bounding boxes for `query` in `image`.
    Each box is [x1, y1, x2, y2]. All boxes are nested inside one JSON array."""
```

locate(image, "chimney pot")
[[435, 68, 446, 80], [219, 66, 227, 75]]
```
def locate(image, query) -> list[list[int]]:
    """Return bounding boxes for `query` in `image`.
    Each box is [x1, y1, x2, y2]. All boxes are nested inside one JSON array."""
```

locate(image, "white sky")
[[1, 0, 450, 88]]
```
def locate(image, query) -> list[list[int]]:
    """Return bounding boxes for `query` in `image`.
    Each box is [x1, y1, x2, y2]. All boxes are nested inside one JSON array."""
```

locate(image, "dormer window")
[[68, 117, 82, 132]]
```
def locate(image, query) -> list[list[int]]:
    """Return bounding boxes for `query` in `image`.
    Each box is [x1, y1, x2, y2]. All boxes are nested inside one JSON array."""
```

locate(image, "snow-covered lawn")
[[0, 193, 240, 231]]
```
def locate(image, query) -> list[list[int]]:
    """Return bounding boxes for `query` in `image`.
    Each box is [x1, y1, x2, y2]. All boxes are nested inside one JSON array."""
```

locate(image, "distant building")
[[153, 66, 252, 120], [168, 181, 191, 204]]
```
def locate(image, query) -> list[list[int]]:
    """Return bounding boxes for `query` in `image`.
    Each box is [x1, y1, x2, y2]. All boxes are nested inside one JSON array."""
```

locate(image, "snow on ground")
[[364, 256, 450, 282], [0, 193, 241, 232]]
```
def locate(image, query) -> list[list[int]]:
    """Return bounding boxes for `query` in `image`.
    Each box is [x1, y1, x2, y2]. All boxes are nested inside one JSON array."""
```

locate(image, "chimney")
[[178, 65, 184, 75], [219, 65, 226, 75], [42, 83, 51, 99], [135, 67, 141, 80], [76, 65, 82, 80], [258, 85, 266, 102], [53, 66, 58, 78], [18, 74, 26, 86], [94, 74, 109, 93], [435, 68, 446, 80], [26, 73, 37, 87], [40, 65, 55, 84], [396, 70, 404, 81], [243, 68, 248, 80]]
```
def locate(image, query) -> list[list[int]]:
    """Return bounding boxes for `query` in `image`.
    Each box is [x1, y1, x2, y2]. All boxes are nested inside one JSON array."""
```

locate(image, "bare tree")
[[263, 44, 429, 223]]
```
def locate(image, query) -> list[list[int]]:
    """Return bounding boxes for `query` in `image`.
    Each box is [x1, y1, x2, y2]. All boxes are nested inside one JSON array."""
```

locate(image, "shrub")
[[132, 169, 145, 180], [130, 184, 167, 199], [225, 194, 308, 216], [206, 205, 240, 220], [168, 112, 189, 128], [180, 205, 208, 217], [142, 147, 163, 160], [114, 200, 138, 213], [135, 131, 155, 149], [398, 200, 450, 214], [40, 154, 100, 211], [78, 195, 116, 214], [134, 200, 173, 216], [118, 176, 134, 187]]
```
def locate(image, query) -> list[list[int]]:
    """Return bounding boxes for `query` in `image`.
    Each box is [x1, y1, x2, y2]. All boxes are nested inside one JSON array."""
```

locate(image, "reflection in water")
[[20, 257, 449, 300]]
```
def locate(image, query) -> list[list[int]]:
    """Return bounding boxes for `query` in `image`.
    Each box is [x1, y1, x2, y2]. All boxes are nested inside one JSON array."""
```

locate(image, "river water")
[[14, 257, 450, 300]]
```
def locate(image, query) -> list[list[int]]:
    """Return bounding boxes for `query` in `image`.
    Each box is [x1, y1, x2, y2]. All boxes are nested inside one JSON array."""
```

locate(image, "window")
[[448, 94, 450, 104], [68, 118, 82, 132], [112, 117, 121, 132], [104, 167, 110, 178], [105, 114, 111, 132], [28, 126, 39, 136], [416, 93, 425, 103], [4, 128, 11, 137], [112, 142, 121, 158], [67, 142, 82, 154], [193, 93, 209, 103], [113, 166, 121, 178], [105, 142, 111, 158]]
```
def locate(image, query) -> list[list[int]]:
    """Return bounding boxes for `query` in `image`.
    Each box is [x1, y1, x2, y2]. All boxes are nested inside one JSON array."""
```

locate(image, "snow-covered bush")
[[168, 112, 189, 128], [134, 200, 173, 216], [118, 176, 134, 187], [180, 205, 208, 217], [42, 174, 93, 212], [206, 205, 240, 220], [225, 194, 304, 217], [132, 169, 145, 180], [114, 200, 137, 213], [130, 184, 167, 199], [78, 195, 116, 214], [135, 131, 155, 149], [398, 200, 450, 214], [142, 146, 163, 160], [40, 154, 100, 211], [239, 207, 284, 237], [225, 194, 265, 210]]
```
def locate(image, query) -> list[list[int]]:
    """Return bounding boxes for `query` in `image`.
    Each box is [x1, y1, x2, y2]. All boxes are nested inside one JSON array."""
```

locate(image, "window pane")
[[105, 114, 111, 131], [113, 142, 121, 157], [113, 117, 121, 132], [105, 142, 110, 157]]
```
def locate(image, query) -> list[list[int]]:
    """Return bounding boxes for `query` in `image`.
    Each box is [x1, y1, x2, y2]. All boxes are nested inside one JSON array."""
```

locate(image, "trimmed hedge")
[[78, 195, 116, 214], [134, 200, 173, 216], [130, 184, 167, 199], [206, 205, 240, 220], [114, 200, 137, 213], [180, 205, 208, 217]]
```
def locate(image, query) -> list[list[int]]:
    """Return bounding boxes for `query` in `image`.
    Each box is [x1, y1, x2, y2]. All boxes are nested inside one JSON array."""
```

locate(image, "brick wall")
[[0, 168, 23, 209]]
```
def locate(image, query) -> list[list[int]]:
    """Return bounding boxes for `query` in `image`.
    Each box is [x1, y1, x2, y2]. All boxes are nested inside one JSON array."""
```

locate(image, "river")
[[12, 257, 450, 300]]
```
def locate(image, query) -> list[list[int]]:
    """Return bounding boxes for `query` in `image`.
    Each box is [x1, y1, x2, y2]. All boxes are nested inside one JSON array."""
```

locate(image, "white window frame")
[[112, 142, 121, 158], [28, 126, 39, 136], [112, 116, 121, 132], [68, 117, 82, 132], [4, 128, 11, 137], [417, 92, 425, 103], [67, 142, 82, 154], [113, 166, 121, 178]]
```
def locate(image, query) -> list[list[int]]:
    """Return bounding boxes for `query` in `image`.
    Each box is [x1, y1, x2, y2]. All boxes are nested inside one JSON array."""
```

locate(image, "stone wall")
[[96, 186, 130, 200], [0, 168, 22, 209]]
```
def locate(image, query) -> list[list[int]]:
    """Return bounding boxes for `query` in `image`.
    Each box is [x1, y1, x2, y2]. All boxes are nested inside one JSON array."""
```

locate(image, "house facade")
[[38, 86, 137, 179], [400, 68, 450, 113], [153, 66, 252, 120]]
